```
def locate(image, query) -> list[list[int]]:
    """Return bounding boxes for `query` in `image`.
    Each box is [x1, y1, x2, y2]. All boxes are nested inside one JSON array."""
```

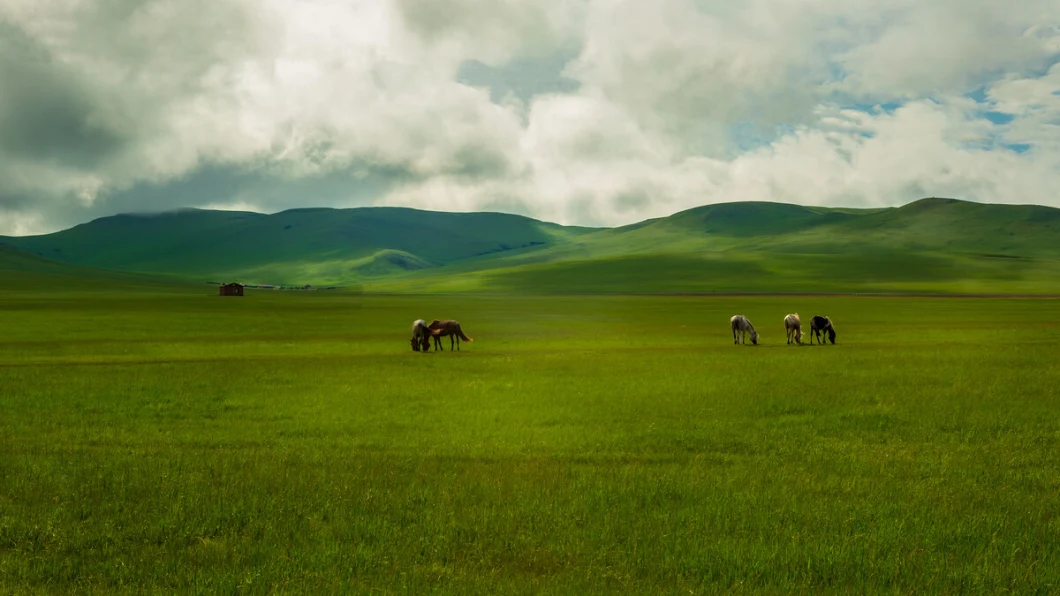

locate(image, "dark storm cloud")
[[0, 22, 128, 168], [77, 163, 404, 220], [0, 190, 33, 210], [444, 143, 517, 179], [611, 191, 651, 213]]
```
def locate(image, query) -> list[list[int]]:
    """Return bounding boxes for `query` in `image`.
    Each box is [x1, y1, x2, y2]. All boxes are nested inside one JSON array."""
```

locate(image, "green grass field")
[[2, 282, 1059, 593]]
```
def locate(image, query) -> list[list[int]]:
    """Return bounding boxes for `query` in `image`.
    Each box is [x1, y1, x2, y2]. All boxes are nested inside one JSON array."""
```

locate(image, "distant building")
[[219, 283, 244, 296]]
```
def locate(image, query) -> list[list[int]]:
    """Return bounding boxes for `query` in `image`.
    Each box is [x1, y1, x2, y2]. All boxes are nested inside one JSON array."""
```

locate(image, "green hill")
[[3, 198, 1059, 294], [363, 198, 1060, 294], [541, 198, 1060, 258], [2, 207, 594, 286], [0, 244, 194, 293]]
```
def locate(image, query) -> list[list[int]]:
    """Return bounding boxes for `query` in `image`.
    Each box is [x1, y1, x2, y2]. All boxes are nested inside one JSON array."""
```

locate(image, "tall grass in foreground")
[[2, 290, 1059, 593]]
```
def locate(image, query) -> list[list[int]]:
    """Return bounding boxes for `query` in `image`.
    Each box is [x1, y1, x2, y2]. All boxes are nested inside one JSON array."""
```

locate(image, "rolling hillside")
[[555, 198, 1060, 258], [3, 198, 1059, 293], [0, 244, 194, 293], [364, 198, 1060, 294], [2, 207, 595, 285]]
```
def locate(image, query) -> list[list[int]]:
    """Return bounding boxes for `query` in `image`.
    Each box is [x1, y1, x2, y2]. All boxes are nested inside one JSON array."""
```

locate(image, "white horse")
[[730, 315, 758, 345], [410, 319, 432, 352], [784, 313, 803, 345]]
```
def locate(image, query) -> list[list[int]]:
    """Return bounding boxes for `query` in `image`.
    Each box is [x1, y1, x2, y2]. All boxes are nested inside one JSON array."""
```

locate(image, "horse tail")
[[458, 327, 473, 342]]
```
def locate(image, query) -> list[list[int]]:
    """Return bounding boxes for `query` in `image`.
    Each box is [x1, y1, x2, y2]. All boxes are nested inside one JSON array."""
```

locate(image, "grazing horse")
[[428, 319, 473, 351], [730, 315, 758, 345], [809, 315, 836, 344], [410, 319, 432, 352], [784, 313, 803, 345]]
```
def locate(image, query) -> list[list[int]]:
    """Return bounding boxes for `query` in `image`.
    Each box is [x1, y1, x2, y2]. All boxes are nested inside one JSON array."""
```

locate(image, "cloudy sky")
[[1, 0, 1058, 235]]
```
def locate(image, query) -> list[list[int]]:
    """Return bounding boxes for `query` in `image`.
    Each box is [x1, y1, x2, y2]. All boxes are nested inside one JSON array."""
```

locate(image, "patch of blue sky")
[[959, 86, 1023, 126], [840, 101, 901, 115], [984, 111, 1015, 125], [966, 85, 989, 104]]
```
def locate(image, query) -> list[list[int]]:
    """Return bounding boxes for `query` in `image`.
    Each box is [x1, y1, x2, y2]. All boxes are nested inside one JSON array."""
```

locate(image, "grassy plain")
[[2, 283, 1059, 593]]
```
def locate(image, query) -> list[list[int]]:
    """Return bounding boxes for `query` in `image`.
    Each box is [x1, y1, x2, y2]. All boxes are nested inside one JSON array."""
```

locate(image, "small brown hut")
[[219, 283, 244, 296]]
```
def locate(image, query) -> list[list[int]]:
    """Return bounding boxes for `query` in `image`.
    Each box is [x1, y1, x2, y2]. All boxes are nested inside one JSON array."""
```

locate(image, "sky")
[[1, 0, 1059, 235]]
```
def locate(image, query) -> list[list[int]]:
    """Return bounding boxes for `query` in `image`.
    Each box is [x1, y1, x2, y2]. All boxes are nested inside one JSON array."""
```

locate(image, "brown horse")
[[428, 319, 473, 351]]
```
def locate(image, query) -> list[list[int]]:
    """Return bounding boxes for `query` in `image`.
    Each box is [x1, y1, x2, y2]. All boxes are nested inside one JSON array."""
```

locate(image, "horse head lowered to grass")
[[784, 313, 803, 345], [730, 315, 758, 345], [809, 315, 836, 344], [410, 319, 432, 352]]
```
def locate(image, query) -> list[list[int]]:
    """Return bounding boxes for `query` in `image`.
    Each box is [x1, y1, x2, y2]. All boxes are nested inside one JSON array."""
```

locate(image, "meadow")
[[2, 284, 1059, 593]]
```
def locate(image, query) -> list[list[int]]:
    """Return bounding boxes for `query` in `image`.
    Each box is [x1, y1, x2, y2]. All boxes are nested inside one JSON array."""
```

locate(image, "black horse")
[[809, 315, 836, 344]]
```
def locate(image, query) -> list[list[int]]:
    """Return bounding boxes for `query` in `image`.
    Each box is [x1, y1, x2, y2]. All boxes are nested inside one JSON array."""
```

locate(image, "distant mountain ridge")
[[3, 198, 1059, 293]]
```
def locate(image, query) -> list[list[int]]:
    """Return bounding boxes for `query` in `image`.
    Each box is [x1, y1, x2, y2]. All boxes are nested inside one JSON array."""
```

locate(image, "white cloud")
[[0, 211, 44, 237], [834, 1, 1057, 99], [0, 0, 1059, 235], [199, 200, 263, 213], [987, 63, 1060, 152]]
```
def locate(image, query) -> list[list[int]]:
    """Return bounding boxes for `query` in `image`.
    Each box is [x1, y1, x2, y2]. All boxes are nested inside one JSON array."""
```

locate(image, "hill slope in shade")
[[0, 244, 195, 293], [3, 198, 1059, 293], [2, 207, 595, 285]]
